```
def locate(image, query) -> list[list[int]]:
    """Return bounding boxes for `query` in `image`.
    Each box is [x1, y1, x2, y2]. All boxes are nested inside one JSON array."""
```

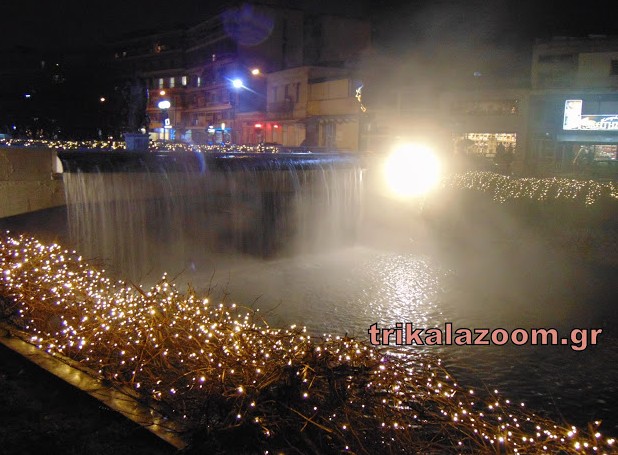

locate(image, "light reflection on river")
[[184, 241, 618, 433]]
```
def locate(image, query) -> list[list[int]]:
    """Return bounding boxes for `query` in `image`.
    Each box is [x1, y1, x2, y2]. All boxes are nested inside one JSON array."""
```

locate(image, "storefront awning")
[[557, 132, 618, 143], [305, 114, 359, 124]]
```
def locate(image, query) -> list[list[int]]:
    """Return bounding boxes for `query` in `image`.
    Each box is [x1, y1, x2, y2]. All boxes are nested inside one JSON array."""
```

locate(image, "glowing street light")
[[250, 68, 260, 76], [159, 90, 166, 96], [100, 97, 106, 102], [157, 100, 171, 110], [231, 78, 244, 89]]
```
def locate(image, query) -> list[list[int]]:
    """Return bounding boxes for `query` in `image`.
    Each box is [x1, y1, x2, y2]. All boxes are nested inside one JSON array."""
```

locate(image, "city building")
[[442, 87, 529, 174], [527, 35, 618, 174], [109, 3, 371, 145], [263, 66, 363, 149], [359, 76, 529, 174]]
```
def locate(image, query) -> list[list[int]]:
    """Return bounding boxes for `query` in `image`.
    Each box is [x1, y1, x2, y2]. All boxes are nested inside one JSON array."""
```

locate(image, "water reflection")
[[182, 243, 618, 433], [197, 247, 446, 335]]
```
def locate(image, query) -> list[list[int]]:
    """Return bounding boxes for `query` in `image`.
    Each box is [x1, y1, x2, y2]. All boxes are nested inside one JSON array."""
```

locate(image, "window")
[[197, 76, 201, 87], [158, 78, 164, 89], [181, 76, 187, 86], [170, 77, 175, 88], [610, 60, 618, 76]]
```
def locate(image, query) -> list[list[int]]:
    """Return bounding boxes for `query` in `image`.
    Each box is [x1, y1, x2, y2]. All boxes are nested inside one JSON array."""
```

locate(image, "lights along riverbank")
[[0, 232, 615, 453]]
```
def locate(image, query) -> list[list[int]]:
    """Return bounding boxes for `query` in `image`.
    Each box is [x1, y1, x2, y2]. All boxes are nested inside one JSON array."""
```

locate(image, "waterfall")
[[62, 154, 364, 281]]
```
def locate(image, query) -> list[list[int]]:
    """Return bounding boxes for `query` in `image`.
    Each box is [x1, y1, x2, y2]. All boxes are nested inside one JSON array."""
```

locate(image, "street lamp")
[[157, 100, 171, 141], [157, 100, 171, 110], [230, 79, 246, 144]]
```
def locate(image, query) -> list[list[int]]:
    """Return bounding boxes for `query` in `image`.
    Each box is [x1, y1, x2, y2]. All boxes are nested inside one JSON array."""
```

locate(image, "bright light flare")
[[384, 144, 441, 197], [232, 78, 244, 89]]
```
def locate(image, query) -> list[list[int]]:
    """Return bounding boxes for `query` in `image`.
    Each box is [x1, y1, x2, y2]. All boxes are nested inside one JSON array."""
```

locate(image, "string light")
[[445, 171, 618, 206], [0, 232, 614, 454], [0, 138, 283, 154]]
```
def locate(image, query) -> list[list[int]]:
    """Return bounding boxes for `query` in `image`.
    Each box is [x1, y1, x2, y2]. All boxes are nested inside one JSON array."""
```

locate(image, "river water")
[[1, 163, 617, 434]]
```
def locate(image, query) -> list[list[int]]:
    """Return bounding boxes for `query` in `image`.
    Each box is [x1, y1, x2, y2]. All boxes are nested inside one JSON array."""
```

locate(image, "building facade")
[[442, 88, 529, 174], [263, 66, 363, 149], [109, 3, 371, 146], [527, 36, 618, 174], [360, 81, 528, 174]]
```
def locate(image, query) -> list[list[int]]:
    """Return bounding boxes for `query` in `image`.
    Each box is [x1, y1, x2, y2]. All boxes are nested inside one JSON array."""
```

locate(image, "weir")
[[58, 151, 365, 281]]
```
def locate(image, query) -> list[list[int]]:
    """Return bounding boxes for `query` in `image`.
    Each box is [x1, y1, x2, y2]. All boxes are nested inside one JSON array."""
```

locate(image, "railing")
[[268, 100, 294, 114]]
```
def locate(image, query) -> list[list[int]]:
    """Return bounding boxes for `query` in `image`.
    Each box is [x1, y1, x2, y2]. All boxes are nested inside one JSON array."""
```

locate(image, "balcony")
[[268, 99, 294, 113], [307, 98, 358, 116]]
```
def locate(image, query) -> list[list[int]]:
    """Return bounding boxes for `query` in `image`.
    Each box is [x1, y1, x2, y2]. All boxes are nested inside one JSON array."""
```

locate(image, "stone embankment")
[[0, 147, 64, 219]]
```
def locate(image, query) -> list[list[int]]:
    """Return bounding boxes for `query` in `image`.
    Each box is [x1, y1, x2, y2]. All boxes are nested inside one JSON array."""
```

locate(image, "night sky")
[[2, 0, 616, 53]]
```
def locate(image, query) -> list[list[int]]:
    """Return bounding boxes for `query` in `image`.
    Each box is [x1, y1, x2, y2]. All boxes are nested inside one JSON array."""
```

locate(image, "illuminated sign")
[[164, 118, 172, 129], [563, 99, 618, 131]]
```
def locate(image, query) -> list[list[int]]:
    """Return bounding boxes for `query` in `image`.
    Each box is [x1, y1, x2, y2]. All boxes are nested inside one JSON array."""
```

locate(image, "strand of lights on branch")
[[0, 233, 614, 454], [446, 171, 618, 206]]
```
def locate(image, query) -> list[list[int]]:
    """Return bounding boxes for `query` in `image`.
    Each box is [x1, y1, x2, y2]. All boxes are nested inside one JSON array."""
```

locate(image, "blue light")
[[232, 78, 244, 89]]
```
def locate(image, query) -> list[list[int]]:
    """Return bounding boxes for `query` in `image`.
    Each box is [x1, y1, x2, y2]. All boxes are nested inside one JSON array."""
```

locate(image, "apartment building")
[[528, 35, 618, 173], [109, 3, 370, 145]]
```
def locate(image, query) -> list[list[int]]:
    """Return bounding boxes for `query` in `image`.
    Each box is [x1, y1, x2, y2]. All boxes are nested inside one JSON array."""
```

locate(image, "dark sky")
[[2, 0, 212, 50], [2, 0, 616, 52]]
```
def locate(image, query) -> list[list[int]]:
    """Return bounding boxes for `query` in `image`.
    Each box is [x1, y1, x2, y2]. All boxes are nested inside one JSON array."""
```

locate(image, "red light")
[[254, 123, 263, 128], [273, 124, 279, 129]]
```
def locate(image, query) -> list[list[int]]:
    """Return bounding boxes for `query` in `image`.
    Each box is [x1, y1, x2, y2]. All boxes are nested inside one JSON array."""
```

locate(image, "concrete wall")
[[0, 147, 65, 219]]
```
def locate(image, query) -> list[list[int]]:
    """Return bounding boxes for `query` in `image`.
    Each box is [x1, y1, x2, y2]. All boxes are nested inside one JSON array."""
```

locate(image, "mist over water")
[[1, 158, 616, 433], [62, 161, 363, 281]]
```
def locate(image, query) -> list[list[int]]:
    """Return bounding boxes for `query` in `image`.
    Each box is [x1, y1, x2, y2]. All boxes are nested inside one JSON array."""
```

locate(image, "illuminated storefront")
[[527, 94, 618, 172], [207, 124, 232, 145], [453, 133, 517, 158], [555, 98, 618, 167]]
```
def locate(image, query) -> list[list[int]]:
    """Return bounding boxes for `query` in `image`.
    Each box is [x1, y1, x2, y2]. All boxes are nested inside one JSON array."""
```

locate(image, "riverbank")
[[0, 343, 174, 455]]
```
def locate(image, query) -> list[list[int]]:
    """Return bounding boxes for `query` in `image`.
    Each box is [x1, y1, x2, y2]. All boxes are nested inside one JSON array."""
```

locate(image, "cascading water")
[[62, 154, 364, 281]]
